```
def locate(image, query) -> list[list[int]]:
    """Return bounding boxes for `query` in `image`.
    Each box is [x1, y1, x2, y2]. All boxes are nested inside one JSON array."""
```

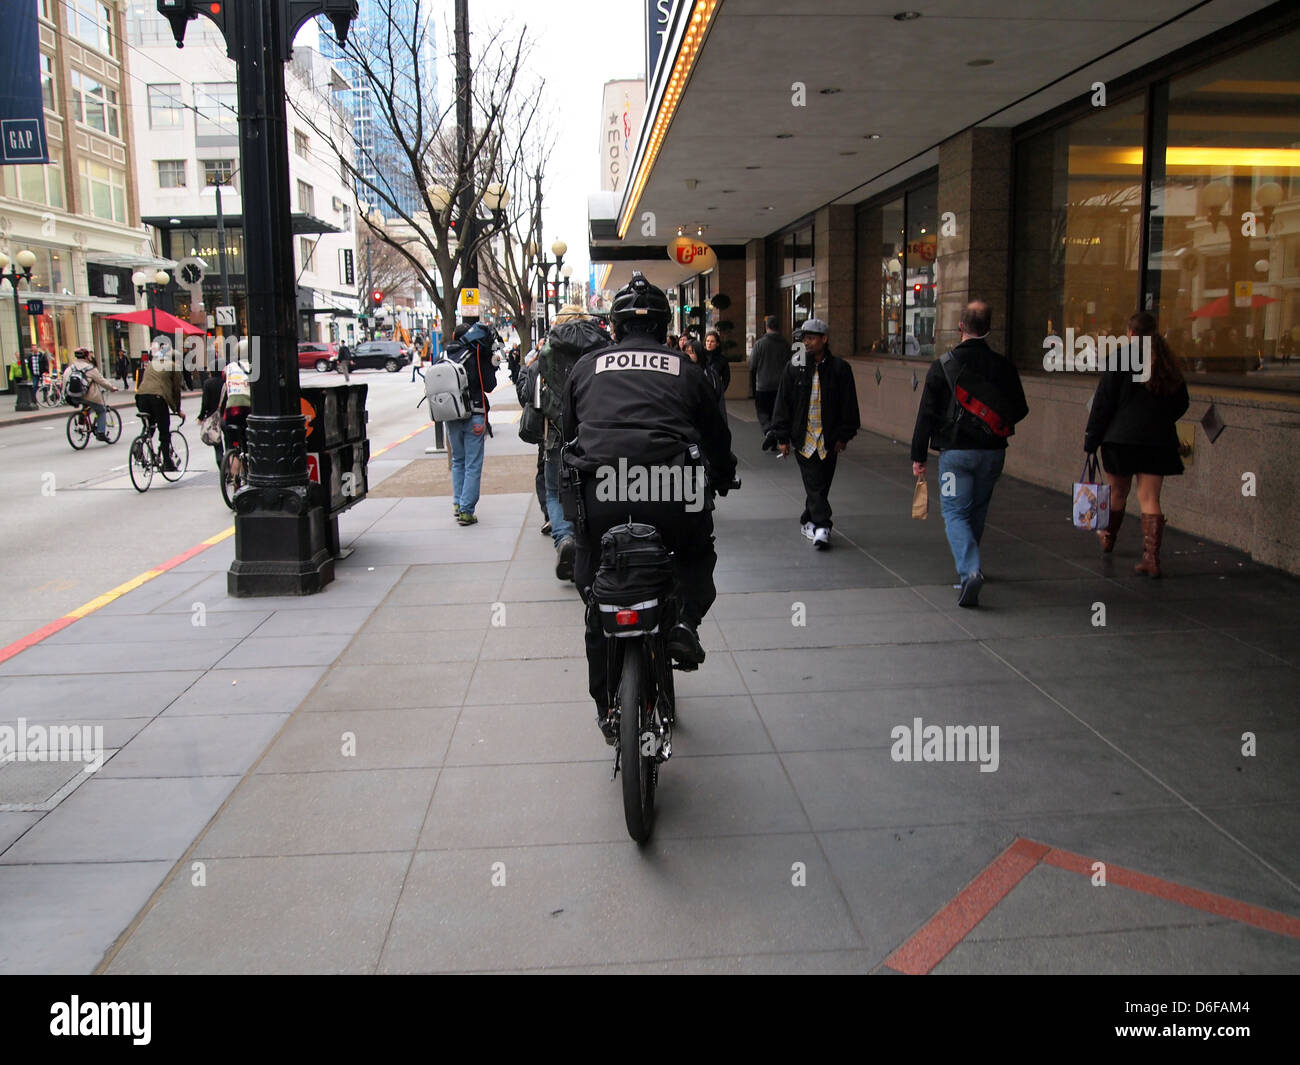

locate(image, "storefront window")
[[881, 198, 904, 355], [1146, 25, 1300, 379], [904, 181, 937, 357], [1012, 94, 1146, 370]]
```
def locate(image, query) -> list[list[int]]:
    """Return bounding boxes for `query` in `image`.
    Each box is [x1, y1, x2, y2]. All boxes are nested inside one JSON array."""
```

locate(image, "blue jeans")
[[447, 413, 487, 514], [938, 448, 1005, 580], [88, 402, 106, 436], [543, 446, 574, 544]]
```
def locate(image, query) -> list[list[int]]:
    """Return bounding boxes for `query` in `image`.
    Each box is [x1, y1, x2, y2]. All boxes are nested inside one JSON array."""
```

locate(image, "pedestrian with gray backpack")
[[424, 322, 501, 525]]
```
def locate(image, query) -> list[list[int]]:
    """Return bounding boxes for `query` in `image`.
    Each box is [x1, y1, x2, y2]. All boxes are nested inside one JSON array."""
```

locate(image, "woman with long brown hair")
[[1083, 311, 1190, 577]]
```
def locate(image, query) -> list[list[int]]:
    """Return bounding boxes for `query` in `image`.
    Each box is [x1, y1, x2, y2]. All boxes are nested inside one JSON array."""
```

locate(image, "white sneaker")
[[801, 522, 816, 541], [813, 527, 830, 549]]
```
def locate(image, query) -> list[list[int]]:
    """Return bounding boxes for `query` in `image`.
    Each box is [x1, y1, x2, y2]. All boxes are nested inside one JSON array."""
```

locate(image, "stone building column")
[[936, 128, 1013, 352], [814, 204, 854, 345], [745, 237, 766, 352]]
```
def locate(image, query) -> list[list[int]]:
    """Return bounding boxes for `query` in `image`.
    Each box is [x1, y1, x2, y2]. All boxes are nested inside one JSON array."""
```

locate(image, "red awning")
[[103, 308, 206, 335], [1187, 293, 1279, 319]]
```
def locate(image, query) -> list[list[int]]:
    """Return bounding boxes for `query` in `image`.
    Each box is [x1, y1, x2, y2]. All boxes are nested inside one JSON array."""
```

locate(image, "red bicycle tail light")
[[615, 610, 640, 626]]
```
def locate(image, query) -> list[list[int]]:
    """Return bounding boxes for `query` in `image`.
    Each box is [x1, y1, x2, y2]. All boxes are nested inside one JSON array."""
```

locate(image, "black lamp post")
[[536, 238, 567, 332], [160, 0, 359, 597], [426, 180, 511, 323], [1, 249, 38, 411], [132, 268, 172, 337]]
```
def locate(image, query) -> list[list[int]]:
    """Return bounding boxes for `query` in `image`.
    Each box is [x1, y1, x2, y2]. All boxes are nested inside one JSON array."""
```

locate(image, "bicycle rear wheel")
[[219, 448, 241, 510], [619, 641, 657, 843], [66, 411, 89, 450], [128, 434, 154, 492], [161, 431, 188, 482], [103, 407, 122, 444]]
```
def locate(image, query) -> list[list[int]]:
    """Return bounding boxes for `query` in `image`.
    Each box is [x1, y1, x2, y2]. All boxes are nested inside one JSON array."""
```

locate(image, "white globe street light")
[[132, 270, 147, 288], [15, 250, 36, 270], [483, 182, 510, 212], [426, 184, 452, 213], [551, 239, 567, 259]]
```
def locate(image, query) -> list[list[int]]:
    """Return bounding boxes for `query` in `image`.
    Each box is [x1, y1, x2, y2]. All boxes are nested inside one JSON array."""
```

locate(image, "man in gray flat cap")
[[769, 318, 860, 549]]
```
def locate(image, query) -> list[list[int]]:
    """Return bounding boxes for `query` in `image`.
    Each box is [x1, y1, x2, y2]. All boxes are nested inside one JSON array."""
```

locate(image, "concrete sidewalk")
[[1, 413, 1297, 974]]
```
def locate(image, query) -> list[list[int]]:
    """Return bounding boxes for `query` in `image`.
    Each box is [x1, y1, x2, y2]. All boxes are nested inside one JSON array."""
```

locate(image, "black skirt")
[[1100, 442, 1184, 477]]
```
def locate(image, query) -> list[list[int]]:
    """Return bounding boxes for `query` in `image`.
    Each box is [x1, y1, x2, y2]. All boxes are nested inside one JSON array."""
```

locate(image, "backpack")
[[65, 365, 90, 405], [424, 346, 475, 422], [936, 351, 1014, 446], [591, 522, 676, 637], [517, 360, 545, 445]]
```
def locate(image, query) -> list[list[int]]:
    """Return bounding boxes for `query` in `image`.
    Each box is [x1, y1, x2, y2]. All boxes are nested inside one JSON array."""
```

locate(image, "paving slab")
[[255, 706, 459, 773], [0, 861, 174, 975], [164, 665, 326, 716], [103, 853, 411, 975], [0, 775, 239, 864], [195, 768, 439, 858], [378, 835, 862, 973], [96, 712, 289, 778]]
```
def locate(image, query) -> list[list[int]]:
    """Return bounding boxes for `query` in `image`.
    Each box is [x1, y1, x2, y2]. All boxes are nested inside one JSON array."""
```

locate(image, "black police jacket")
[[562, 335, 734, 482]]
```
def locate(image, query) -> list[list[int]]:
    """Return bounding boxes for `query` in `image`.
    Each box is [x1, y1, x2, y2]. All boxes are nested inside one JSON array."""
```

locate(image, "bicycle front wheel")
[[103, 407, 122, 444], [66, 412, 89, 450], [161, 431, 188, 482], [618, 641, 657, 843], [129, 435, 154, 492]]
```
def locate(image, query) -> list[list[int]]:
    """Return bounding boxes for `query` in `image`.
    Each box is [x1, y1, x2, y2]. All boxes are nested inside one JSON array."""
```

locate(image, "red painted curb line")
[[884, 838, 1049, 975], [885, 836, 1300, 974], [1042, 845, 1300, 939]]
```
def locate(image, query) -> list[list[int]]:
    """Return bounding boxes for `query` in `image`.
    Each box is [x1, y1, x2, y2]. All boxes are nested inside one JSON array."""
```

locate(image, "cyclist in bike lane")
[[221, 354, 252, 476], [562, 274, 737, 742], [64, 347, 118, 440], [135, 345, 185, 471]]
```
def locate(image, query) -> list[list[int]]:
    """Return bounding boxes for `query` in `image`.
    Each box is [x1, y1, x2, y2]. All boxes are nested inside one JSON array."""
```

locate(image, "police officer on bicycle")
[[562, 273, 737, 742]]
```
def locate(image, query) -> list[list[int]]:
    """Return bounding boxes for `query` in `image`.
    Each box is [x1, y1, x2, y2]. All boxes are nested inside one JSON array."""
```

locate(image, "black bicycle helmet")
[[610, 273, 671, 342]]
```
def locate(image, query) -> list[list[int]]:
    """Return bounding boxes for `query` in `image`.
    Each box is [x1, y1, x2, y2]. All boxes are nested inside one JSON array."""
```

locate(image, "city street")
[[0, 369, 433, 649]]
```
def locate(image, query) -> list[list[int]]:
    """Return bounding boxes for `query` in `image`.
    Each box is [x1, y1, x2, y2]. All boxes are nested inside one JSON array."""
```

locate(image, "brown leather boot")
[[1098, 508, 1125, 554], [1134, 514, 1165, 578]]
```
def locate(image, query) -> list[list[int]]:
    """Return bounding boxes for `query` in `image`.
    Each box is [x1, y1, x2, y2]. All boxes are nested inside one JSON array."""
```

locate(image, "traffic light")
[[371, 290, 383, 307]]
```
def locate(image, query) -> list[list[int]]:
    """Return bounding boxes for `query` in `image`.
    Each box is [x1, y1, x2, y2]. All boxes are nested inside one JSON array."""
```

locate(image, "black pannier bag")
[[592, 522, 675, 637]]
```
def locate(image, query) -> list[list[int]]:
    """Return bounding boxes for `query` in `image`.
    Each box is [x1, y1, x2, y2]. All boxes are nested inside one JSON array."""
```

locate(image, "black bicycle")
[[596, 477, 741, 843], [66, 403, 121, 449], [129, 410, 188, 492]]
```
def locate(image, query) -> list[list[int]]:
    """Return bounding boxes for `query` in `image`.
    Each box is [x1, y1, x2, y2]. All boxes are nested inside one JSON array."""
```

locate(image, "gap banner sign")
[[1, 6, 49, 164]]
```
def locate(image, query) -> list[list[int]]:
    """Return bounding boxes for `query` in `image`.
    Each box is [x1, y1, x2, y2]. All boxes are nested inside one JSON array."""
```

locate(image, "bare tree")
[[477, 127, 557, 355], [292, 0, 546, 344]]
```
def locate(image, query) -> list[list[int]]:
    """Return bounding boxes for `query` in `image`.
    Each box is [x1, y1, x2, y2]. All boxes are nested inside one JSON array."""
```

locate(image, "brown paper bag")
[[911, 477, 928, 520]]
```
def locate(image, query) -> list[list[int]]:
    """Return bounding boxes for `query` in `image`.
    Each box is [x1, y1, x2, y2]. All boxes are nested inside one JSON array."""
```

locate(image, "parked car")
[[298, 342, 338, 373], [351, 341, 411, 372]]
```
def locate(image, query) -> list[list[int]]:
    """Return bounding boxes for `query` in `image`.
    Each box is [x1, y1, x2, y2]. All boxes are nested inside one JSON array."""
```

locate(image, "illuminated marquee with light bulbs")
[[618, 0, 720, 239]]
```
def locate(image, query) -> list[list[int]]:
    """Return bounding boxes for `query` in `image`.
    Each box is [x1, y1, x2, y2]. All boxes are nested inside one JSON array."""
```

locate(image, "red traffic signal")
[[371, 290, 383, 306]]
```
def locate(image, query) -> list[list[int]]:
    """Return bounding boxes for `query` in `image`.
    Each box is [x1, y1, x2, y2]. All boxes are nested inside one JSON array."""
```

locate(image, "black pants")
[[755, 390, 777, 435], [573, 479, 716, 710], [796, 450, 837, 528], [135, 394, 173, 463]]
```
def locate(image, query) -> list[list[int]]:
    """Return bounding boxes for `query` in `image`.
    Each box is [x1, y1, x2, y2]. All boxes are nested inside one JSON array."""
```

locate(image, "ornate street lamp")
[[1, 249, 39, 411], [537, 238, 567, 331], [133, 268, 172, 335]]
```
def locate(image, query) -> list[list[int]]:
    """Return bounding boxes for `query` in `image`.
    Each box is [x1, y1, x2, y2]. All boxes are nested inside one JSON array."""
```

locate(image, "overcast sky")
[[451, 1, 645, 284], [307, 1, 647, 286]]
